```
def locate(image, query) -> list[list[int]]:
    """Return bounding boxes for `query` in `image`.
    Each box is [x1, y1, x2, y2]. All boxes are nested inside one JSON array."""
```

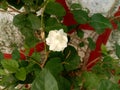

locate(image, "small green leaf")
[[45, 2, 66, 16], [89, 13, 112, 34], [45, 57, 63, 77], [115, 43, 120, 58], [79, 42, 85, 47], [70, 3, 82, 10], [87, 37, 96, 50], [31, 68, 58, 90], [72, 10, 89, 24], [12, 48, 20, 60], [1, 59, 19, 73], [103, 56, 113, 63], [15, 67, 26, 81], [101, 44, 108, 55], [77, 30, 84, 38]]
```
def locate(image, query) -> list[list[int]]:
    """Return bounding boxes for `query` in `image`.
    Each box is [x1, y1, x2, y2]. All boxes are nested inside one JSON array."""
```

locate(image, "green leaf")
[[103, 56, 113, 63], [45, 24, 68, 33], [45, 57, 63, 77], [45, 2, 66, 16], [115, 21, 120, 31], [31, 52, 41, 62], [70, 3, 82, 10], [12, 48, 20, 60], [87, 37, 96, 50], [27, 14, 41, 30], [72, 10, 89, 24], [82, 72, 99, 90], [0, 74, 17, 89], [89, 13, 112, 34], [0, 69, 7, 75], [79, 42, 85, 47], [77, 29, 84, 38], [1, 59, 19, 73], [15, 67, 26, 81], [97, 79, 120, 90], [56, 76, 71, 90], [63, 46, 80, 71], [115, 43, 120, 58], [46, 17, 58, 26], [31, 69, 58, 90], [23, 28, 39, 47], [13, 14, 31, 29]]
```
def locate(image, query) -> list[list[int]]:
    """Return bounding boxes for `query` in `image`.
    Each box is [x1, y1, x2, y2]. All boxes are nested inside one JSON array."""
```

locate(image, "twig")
[[86, 57, 101, 68], [8, 5, 22, 13]]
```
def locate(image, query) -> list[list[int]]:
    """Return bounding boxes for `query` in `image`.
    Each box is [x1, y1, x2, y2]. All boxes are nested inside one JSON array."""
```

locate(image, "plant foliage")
[[0, 0, 120, 90]]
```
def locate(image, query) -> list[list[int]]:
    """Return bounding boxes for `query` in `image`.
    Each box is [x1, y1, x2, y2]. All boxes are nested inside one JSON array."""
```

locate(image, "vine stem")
[[81, 32, 98, 71], [26, 56, 41, 66], [39, 0, 50, 68]]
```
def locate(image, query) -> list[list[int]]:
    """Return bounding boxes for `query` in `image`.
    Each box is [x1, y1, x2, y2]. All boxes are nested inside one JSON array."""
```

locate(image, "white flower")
[[46, 29, 68, 51]]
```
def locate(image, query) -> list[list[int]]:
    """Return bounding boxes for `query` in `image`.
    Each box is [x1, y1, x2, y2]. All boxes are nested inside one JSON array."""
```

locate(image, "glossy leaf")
[[31, 68, 58, 90], [90, 13, 112, 34], [15, 67, 26, 81], [72, 10, 89, 24], [1, 59, 19, 73], [45, 2, 66, 16]]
